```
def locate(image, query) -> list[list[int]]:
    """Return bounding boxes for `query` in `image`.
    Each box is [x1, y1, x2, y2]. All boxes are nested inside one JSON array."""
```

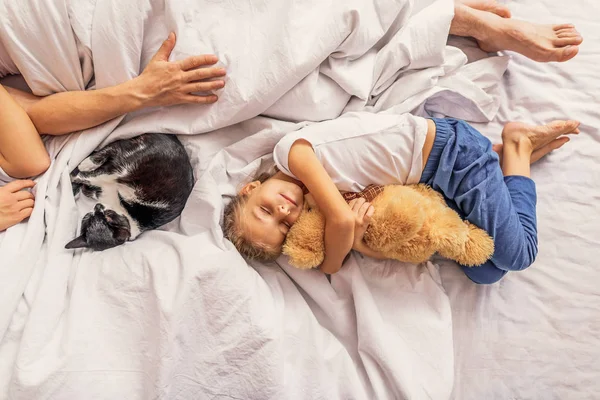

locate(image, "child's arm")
[[288, 139, 354, 274], [6, 33, 226, 136]]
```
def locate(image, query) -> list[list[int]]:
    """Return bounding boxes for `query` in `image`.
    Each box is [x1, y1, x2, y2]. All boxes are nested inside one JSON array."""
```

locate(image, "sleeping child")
[[223, 112, 579, 284]]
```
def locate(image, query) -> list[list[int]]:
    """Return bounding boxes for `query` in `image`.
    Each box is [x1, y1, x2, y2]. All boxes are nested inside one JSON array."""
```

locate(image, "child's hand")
[[0, 180, 35, 231], [304, 193, 317, 209], [349, 197, 374, 250]]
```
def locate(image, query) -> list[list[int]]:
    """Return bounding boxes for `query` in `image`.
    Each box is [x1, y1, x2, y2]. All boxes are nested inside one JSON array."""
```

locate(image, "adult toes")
[[556, 27, 582, 37], [554, 45, 580, 62], [556, 27, 580, 34], [557, 31, 582, 39], [553, 24, 575, 31], [494, 5, 511, 18], [553, 36, 583, 47]]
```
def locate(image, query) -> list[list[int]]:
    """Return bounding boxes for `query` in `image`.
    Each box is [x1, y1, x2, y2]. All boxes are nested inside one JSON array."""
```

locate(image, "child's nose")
[[278, 204, 290, 215]]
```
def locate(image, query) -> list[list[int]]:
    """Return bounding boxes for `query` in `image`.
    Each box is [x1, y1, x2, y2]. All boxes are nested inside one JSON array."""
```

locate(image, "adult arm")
[[5, 33, 226, 135]]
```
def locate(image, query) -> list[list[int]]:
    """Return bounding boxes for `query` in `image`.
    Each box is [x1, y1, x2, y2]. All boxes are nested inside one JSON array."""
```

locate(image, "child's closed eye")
[[261, 206, 271, 215]]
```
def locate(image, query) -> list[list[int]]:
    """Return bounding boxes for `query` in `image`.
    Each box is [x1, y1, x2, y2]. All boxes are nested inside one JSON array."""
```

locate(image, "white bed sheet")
[[442, 1, 600, 399], [0, 0, 597, 399], [0, 0, 501, 399]]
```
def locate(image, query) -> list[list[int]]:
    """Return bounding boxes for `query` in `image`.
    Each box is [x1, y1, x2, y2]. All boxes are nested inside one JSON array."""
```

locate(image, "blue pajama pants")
[[419, 118, 538, 284]]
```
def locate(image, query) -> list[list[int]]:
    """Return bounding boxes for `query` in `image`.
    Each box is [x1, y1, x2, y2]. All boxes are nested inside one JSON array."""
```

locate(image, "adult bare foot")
[[457, 0, 511, 18], [499, 120, 580, 163], [478, 19, 583, 62], [451, 5, 583, 62]]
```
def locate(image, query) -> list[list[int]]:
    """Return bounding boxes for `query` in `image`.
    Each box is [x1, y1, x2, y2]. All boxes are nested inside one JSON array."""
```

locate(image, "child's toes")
[[492, 144, 503, 164], [547, 136, 571, 151], [531, 137, 571, 163], [546, 120, 580, 134]]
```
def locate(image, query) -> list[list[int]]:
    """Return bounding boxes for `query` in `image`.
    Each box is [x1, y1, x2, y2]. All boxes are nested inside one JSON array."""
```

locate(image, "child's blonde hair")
[[222, 170, 281, 261]]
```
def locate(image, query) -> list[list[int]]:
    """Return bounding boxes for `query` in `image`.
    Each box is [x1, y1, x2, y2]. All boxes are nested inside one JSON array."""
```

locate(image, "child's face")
[[240, 178, 305, 250]]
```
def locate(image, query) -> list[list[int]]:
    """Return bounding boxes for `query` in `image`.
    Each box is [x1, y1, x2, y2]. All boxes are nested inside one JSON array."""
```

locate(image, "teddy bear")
[[282, 184, 494, 269]]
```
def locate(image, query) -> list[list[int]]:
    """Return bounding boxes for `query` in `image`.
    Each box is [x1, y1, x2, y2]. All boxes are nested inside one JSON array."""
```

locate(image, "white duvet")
[[2, 0, 583, 399]]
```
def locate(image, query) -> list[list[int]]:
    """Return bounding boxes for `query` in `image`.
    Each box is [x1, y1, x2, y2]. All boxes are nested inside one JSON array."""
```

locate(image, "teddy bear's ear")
[[282, 207, 326, 269]]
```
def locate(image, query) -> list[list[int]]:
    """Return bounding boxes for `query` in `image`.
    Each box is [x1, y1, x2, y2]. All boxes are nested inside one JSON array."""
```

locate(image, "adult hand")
[[134, 32, 227, 107], [0, 180, 35, 231]]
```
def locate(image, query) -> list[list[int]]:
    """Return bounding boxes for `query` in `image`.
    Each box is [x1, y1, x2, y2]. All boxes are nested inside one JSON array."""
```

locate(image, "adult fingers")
[[184, 66, 226, 82], [178, 55, 219, 71], [180, 94, 218, 104], [15, 190, 35, 201], [4, 180, 35, 193], [18, 207, 33, 221], [152, 32, 176, 62], [17, 198, 35, 210], [182, 80, 225, 94]]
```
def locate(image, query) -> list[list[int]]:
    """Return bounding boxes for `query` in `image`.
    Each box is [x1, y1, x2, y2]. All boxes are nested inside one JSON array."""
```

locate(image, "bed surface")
[[0, 0, 598, 399]]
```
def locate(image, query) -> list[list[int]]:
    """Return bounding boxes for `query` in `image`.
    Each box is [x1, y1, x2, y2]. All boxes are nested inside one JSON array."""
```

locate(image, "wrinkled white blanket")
[[0, 0, 508, 398]]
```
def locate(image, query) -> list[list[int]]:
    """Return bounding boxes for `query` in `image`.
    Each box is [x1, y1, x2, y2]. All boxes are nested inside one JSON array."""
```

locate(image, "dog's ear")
[[65, 235, 88, 249], [113, 226, 131, 243]]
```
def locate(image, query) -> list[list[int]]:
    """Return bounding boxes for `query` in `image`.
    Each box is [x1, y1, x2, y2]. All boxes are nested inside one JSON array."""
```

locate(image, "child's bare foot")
[[457, 0, 511, 18], [452, 5, 583, 62], [493, 140, 570, 165], [496, 120, 579, 177], [497, 120, 580, 163]]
